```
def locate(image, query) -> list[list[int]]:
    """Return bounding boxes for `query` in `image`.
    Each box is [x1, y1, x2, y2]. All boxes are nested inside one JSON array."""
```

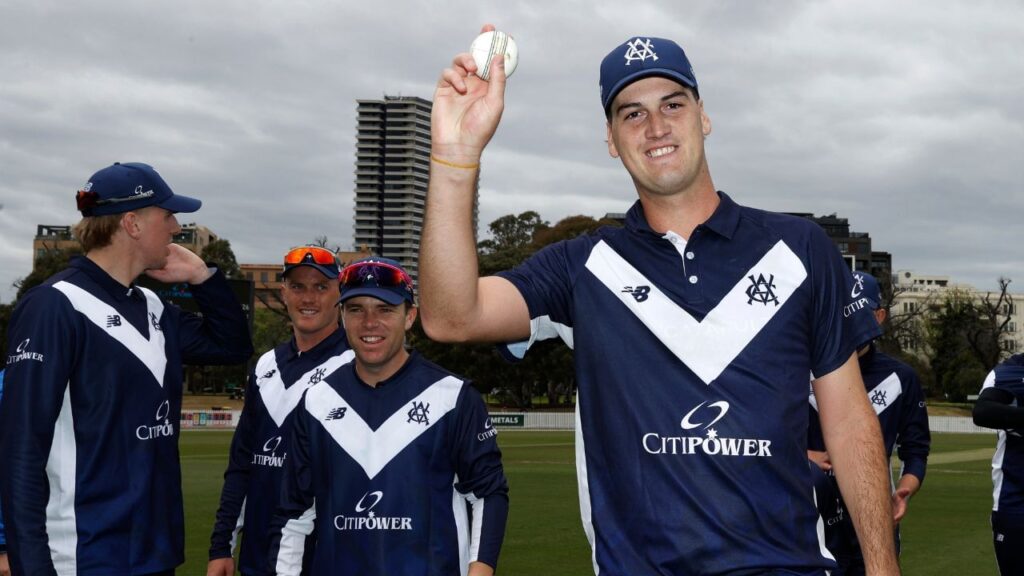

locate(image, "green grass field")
[[180, 431, 996, 575]]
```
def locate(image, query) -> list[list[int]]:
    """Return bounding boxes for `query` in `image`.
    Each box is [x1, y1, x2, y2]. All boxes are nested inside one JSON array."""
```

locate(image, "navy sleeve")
[[176, 269, 254, 365], [807, 399, 826, 452], [807, 228, 881, 379], [496, 238, 585, 359], [209, 370, 260, 560], [267, 392, 316, 576], [450, 385, 509, 569], [0, 288, 78, 575], [973, 386, 1024, 429], [974, 361, 1024, 430], [895, 369, 931, 483]]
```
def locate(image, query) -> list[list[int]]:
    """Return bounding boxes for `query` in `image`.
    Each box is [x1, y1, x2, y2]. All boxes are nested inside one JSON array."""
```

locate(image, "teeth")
[[647, 146, 676, 158], [361, 336, 383, 343]]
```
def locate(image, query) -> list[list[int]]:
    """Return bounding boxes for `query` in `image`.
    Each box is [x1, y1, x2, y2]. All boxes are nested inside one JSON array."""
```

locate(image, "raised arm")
[[419, 25, 530, 344], [813, 354, 900, 575]]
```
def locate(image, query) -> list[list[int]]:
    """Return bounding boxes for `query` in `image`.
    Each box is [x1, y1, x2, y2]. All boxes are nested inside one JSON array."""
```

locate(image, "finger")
[[453, 52, 477, 75], [480, 23, 495, 34], [438, 67, 468, 93], [486, 53, 508, 101]]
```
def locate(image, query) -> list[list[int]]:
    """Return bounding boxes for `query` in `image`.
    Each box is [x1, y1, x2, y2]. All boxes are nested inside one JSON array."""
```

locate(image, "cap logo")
[[624, 38, 658, 65], [82, 182, 93, 192]]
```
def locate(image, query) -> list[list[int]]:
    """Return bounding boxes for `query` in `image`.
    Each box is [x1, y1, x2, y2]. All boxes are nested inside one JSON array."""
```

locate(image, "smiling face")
[[606, 76, 712, 200], [280, 266, 340, 350], [341, 295, 417, 385]]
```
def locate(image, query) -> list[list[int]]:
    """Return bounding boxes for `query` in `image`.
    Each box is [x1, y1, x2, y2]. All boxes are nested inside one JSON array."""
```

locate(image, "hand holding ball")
[[471, 31, 518, 81]]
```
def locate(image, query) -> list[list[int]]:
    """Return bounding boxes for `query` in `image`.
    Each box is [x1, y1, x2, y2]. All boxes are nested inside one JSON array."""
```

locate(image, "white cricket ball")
[[470, 30, 518, 81]]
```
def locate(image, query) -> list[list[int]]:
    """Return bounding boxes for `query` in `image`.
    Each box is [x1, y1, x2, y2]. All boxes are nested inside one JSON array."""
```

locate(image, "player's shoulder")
[[873, 350, 921, 383], [736, 204, 828, 245], [12, 266, 85, 316], [410, 351, 468, 385], [995, 354, 1024, 382]]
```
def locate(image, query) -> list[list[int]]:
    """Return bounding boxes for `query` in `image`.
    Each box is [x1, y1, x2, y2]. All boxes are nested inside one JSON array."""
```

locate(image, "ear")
[[121, 211, 143, 239], [405, 305, 419, 330], [699, 100, 712, 137], [606, 121, 619, 158], [874, 308, 887, 326]]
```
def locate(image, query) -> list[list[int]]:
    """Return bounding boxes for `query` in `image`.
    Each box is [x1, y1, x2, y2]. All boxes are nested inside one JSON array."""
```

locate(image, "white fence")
[[929, 415, 995, 435], [178, 411, 992, 435]]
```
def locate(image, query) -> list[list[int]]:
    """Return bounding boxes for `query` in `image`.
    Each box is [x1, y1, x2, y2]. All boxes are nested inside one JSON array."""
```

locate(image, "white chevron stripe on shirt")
[[53, 281, 167, 386], [306, 376, 463, 479], [257, 349, 356, 428], [585, 240, 807, 385]]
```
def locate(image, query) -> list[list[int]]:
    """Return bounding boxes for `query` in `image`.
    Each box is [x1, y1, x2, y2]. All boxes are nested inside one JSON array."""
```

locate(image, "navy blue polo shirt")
[[0, 256, 252, 575], [981, 354, 1024, 518], [809, 345, 931, 481], [498, 192, 880, 575], [210, 328, 352, 575]]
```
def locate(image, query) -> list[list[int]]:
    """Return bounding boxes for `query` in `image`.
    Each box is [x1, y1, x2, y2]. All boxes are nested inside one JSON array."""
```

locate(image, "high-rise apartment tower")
[[353, 96, 478, 286]]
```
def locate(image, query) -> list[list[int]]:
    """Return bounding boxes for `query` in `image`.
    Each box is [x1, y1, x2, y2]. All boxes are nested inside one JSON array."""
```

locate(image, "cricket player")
[[208, 246, 351, 576], [419, 27, 899, 575], [0, 162, 253, 575]]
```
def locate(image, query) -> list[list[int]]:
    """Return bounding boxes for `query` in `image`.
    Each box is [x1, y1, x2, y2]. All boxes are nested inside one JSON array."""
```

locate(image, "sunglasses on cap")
[[282, 246, 341, 276], [339, 260, 415, 299]]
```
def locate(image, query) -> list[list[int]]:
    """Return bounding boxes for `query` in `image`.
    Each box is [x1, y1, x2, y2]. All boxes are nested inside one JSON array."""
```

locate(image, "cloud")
[[1, 0, 1022, 302]]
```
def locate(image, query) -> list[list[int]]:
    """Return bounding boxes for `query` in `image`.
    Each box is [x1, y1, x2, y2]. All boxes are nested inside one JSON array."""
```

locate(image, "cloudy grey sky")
[[1, 0, 1021, 303]]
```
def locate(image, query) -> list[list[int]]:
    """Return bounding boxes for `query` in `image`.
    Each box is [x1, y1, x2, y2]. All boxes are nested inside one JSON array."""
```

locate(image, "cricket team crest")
[[624, 38, 658, 65]]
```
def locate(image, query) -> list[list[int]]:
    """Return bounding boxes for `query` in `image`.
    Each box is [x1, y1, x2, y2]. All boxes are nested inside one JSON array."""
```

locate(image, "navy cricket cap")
[[600, 36, 699, 114], [76, 162, 201, 217], [339, 257, 415, 306], [853, 271, 882, 310]]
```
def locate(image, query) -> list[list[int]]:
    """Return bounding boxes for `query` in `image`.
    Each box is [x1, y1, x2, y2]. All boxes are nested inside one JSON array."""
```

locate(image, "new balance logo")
[[624, 38, 658, 65], [261, 369, 277, 380], [106, 315, 122, 327], [150, 312, 162, 331], [746, 273, 779, 306], [407, 401, 430, 425], [326, 407, 348, 420], [622, 285, 651, 302]]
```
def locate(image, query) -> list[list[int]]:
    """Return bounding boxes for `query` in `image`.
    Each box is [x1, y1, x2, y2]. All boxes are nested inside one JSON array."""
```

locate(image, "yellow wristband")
[[431, 155, 480, 170]]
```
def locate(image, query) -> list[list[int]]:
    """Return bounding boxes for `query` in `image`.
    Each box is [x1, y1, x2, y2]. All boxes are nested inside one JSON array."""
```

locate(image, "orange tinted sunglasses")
[[283, 246, 339, 267]]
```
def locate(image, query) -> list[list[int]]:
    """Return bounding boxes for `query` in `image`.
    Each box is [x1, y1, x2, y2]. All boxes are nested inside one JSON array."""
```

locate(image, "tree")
[[201, 238, 242, 279], [926, 280, 1014, 401], [14, 245, 82, 300], [477, 211, 548, 255]]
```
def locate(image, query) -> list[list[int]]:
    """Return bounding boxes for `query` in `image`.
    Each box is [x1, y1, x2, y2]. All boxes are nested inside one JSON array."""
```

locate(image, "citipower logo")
[[136, 400, 175, 440], [252, 435, 286, 468], [334, 491, 412, 531], [7, 338, 44, 365], [643, 400, 773, 457]]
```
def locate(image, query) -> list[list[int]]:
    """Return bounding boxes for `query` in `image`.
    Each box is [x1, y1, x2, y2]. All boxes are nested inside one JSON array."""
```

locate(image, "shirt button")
[[685, 251, 695, 260], [688, 275, 698, 284], [670, 236, 679, 244]]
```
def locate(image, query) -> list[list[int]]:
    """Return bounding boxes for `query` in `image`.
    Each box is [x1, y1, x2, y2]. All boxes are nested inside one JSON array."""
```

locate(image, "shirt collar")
[[69, 255, 142, 303], [286, 325, 346, 361], [625, 191, 741, 240]]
